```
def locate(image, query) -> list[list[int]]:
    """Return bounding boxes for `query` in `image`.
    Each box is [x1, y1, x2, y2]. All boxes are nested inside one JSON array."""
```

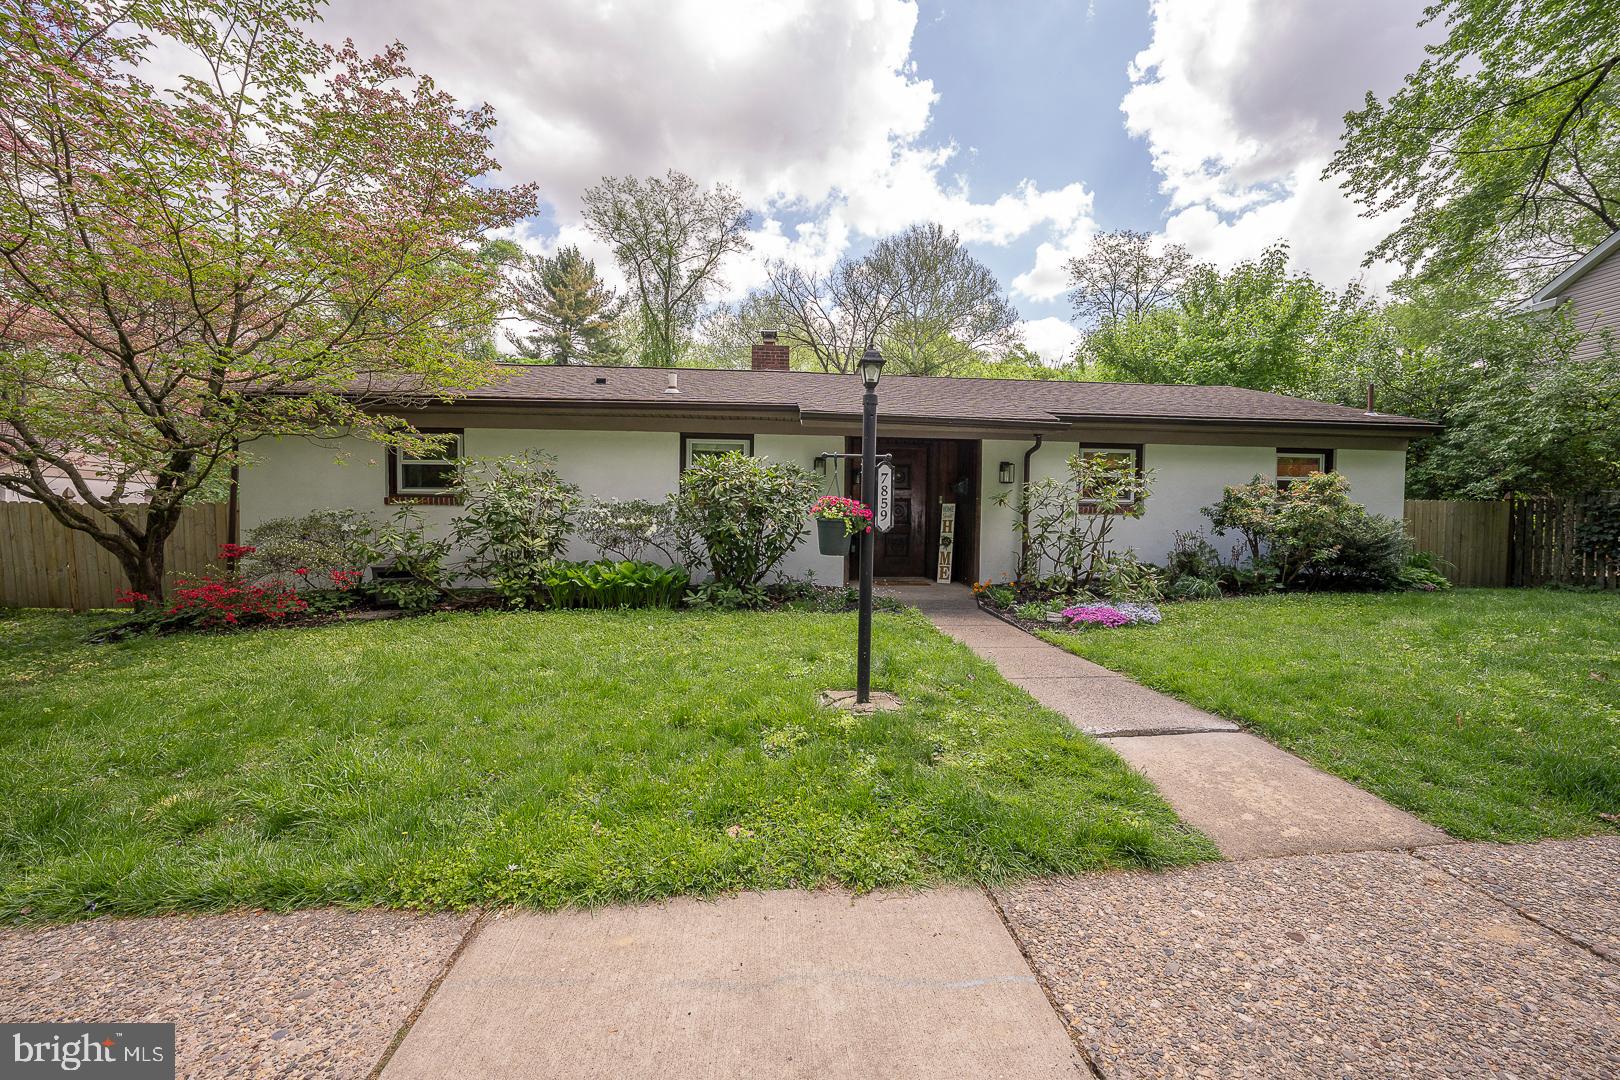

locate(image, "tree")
[[1085, 245, 1385, 394], [690, 291, 791, 369], [1065, 229, 1192, 326], [761, 256, 897, 373], [1332, 0, 1620, 292], [865, 223, 1020, 376], [0, 0, 535, 600], [506, 246, 625, 364], [581, 170, 751, 367]]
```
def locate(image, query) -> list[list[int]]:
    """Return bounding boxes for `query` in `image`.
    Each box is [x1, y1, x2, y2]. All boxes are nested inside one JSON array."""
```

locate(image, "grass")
[[1040, 589, 1620, 841], [0, 607, 1213, 922]]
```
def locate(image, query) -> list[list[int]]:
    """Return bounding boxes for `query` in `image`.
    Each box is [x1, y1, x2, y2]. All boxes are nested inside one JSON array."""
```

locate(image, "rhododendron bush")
[[0, 0, 536, 604]]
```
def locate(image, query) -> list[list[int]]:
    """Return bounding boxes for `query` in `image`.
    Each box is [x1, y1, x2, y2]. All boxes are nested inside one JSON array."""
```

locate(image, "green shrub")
[[452, 453, 581, 580], [1165, 530, 1223, 583], [1204, 472, 1409, 591], [242, 509, 374, 588], [1013, 600, 1057, 622], [1099, 551, 1165, 603], [993, 450, 1154, 589], [1394, 550, 1452, 591], [1166, 576, 1223, 601], [362, 508, 454, 610], [683, 580, 770, 611], [541, 560, 690, 609], [671, 451, 820, 589]]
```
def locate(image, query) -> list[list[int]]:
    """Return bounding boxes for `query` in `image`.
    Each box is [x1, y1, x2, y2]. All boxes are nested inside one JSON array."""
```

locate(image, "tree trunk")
[[115, 543, 168, 608]]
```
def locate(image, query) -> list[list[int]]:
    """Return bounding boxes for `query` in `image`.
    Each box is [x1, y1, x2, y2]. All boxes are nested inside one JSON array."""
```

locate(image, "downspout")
[[1018, 434, 1043, 581]]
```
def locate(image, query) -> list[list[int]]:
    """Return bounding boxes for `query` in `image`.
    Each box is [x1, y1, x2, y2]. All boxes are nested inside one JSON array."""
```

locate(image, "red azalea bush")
[[166, 576, 306, 628]]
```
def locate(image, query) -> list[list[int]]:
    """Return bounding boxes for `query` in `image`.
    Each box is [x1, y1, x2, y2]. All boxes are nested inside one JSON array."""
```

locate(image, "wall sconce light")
[[998, 461, 1015, 484], [813, 455, 829, 476]]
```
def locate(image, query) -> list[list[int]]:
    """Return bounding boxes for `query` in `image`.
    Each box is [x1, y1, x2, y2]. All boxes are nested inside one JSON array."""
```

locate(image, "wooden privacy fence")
[[1403, 499, 1512, 587], [1404, 494, 1620, 589], [0, 502, 228, 610], [1510, 492, 1620, 589]]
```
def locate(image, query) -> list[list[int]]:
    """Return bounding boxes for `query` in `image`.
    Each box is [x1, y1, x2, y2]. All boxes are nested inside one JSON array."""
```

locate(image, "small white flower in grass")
[[505, 863, 519, 872]]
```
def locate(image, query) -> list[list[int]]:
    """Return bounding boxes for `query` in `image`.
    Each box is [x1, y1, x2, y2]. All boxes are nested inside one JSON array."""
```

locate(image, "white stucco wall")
[[975, 439, 1408, 582], [239, 426, 1407, 589], [238, 427, 848, 586]]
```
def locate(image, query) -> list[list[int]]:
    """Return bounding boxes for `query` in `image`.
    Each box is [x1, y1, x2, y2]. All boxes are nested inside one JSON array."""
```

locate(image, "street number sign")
[[874, 461, 895, 533]]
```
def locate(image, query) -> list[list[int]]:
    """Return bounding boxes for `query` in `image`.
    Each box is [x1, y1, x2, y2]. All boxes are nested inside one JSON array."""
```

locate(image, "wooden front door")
[[855, 444, 930, 579]]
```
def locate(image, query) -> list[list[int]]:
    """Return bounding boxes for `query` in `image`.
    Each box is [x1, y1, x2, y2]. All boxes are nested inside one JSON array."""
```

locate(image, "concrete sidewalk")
[[894, 583, 1449, 859], [8, 838, 1615, 1079], [380, 888, 1085, 1080], [1000, 838, 1620, 1078]]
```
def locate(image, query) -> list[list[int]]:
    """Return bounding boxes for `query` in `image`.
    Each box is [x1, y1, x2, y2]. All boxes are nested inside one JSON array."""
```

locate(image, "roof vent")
[[665, 371, 680, 394], [594, 376, 608, 385]]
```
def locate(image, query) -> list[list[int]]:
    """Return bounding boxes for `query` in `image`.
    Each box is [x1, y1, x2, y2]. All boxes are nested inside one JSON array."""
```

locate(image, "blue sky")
[[322, 0, 1439, 360]]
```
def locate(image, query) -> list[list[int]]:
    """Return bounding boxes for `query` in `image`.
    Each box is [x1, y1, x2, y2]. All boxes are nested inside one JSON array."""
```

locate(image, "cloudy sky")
[[319, 0, 1441, 361]]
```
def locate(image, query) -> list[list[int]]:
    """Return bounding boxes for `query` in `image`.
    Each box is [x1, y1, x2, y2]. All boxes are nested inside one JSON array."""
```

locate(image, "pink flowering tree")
[[0, 0, 537, 602]]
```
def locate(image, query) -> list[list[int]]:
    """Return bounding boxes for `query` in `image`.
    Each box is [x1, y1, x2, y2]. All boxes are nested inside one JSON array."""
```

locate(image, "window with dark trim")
[[1077, 446, 1144, 510], [386, 429, 463, 504], [680, 433, 753, 471], [1275, 448, 1334, 490]]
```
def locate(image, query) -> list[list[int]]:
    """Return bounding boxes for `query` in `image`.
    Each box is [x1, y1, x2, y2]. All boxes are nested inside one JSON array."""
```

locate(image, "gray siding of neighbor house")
[[1563, 248, 1620, 362]]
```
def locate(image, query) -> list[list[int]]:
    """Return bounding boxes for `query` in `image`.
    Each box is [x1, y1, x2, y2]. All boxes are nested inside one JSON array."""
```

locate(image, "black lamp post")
[[857, 346, 885, 704]]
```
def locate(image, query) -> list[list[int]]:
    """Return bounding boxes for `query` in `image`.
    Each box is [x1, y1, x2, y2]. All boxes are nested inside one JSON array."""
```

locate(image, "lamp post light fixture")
[[856, 346, 885, 704]]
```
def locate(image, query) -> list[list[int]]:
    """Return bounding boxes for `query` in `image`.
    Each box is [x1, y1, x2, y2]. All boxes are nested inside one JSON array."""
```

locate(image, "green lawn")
[[1041, 590, 1620, 841], [0, 608, 1212, 921]]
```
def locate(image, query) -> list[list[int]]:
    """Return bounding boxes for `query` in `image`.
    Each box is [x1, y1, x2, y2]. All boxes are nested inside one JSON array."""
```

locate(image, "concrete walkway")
[[894, 583, 1449, 860]]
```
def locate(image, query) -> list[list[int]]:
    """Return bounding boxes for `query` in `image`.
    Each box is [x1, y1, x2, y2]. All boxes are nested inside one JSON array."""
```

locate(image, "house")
[[237, 334, 1440, 586], [1523, 228, 1620, 362], [1516, 229, 1620, 361]]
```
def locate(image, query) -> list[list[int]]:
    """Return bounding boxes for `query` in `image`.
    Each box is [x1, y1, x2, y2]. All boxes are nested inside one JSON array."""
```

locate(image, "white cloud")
[[1122, 0, 1438, 287], [1019, 317, 1083, 365], [321, 0, 1093, 298]]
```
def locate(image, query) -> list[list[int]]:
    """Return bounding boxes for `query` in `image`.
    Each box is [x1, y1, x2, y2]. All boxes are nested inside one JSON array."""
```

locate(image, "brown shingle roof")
[[397, 364, 1439, 434]]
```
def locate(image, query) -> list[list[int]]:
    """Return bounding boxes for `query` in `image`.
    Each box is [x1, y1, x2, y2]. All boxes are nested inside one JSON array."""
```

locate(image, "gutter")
[[1019, 434, 1042, 581]]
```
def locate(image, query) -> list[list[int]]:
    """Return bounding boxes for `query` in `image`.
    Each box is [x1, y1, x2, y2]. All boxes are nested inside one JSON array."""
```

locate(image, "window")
[[391, 429, 462, 496], [1077, 447, 1142, 508], [681, 434, 753, 470], [1276, 449, 1332, 489]]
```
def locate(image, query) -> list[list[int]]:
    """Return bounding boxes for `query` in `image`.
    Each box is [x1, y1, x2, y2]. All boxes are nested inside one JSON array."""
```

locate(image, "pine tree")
[[508, 246, 625, 364]]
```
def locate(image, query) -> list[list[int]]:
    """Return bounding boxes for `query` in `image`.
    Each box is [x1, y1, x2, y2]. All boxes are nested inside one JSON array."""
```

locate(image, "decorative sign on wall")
[[874, 461, 895, 533], [936, 501, 956, 583]]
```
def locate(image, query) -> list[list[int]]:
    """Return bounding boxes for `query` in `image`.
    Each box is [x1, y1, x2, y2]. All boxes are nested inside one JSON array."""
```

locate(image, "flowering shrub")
[[114, 589, 151, 607], [243, 510, 374, 589], [1062, 601, 1161, 629], [1061, 605, 1132, 629], [166, 576, 306, 628], [810, 495, 873, 536], [578, 499, 677, 562], [1111, 601, 1162, 625], [216, 543, 257, 561]]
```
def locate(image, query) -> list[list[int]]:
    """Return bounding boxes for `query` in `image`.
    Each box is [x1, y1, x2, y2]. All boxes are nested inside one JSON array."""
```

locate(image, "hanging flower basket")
[[810, 496, 873, 555], [817, 517, 852, 556]]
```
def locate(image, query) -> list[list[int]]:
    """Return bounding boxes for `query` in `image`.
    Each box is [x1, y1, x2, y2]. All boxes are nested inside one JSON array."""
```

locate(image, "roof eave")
[[1052, 412, 1441, 437], [1528, 228, 1620, 303]]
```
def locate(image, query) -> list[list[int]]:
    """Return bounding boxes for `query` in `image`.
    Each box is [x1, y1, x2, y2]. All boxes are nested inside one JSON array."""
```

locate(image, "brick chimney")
[[750, 330, 789, 371]]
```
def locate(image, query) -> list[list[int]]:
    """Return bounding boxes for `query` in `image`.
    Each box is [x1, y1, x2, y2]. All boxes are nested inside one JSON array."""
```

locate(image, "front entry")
[[868, 444, 929, 578], [847, 437, 979, 584]]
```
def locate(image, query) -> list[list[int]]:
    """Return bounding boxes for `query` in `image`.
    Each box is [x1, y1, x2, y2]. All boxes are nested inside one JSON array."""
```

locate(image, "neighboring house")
[[1524, 228, 1620, 362], [238, 334, 1439, 586]]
